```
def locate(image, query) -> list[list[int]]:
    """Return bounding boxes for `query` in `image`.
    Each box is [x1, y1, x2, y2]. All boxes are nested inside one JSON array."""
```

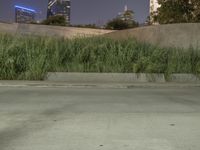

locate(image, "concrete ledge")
[[169, 74, 200, 83], [46, 72, 200, 83], [46, 72, 165, 83]]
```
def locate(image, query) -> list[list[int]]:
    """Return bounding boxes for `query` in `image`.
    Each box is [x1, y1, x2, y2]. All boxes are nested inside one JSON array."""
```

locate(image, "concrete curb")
[[46, 72, 200, 83], [0, 81, 200, 89]]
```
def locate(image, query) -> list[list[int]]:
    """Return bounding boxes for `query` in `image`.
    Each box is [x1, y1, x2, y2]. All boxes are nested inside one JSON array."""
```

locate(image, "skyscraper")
[[47, 0, 71, 24], [15, 5, 36, 23]]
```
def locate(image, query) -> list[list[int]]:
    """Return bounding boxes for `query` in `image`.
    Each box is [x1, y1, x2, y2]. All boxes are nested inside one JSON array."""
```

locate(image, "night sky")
[[0, 0, 149, 25]]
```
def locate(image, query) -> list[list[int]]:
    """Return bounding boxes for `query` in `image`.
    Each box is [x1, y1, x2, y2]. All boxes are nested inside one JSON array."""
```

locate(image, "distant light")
[[15, 5, 36, 13]]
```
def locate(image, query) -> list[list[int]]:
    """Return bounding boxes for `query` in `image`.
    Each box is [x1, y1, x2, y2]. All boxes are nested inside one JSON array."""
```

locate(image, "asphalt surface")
[[0, 86, 200, 150]]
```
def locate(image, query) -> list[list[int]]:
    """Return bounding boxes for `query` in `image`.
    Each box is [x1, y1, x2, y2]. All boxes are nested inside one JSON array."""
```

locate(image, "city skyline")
[[0, 0, 149, 25], [47, 0, 71, 24]]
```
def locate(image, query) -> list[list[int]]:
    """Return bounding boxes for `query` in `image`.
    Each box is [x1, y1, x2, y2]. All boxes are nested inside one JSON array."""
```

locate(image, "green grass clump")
[[0, 33, 200, 80]]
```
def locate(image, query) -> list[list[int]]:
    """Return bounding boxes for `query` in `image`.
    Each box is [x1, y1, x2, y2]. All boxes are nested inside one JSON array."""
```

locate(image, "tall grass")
[[0, 33, 200, 80]]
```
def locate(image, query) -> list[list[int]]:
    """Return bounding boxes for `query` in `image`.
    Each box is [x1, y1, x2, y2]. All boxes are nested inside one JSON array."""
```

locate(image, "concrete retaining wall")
[[0, 23, 113, 38], [105, 23, 200, 49]]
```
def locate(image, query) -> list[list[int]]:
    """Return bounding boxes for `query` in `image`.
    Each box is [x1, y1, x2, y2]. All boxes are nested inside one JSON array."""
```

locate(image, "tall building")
[[15, 5, 36, 23], [150, 0, 160, 24], [47, 0, 71, 24], [118, 5, 134, 21], [150, 0, 160, 14]]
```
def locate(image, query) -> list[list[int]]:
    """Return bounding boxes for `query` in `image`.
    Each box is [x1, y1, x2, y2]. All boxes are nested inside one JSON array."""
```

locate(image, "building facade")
[[47, 0, 71, 24], [150, 0, 160, 14], [118, 5, 134, 22], [15, 5, 36, 23], [150, 0, 160, 24]]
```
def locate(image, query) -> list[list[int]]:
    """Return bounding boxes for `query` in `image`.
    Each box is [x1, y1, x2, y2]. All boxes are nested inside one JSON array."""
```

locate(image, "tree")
[[145, 16, 152, 25], [156, 0, 193, 24], [191, 0, 200, 22], [153, 0, 200, 24], [42, 15, 67, 26], [106, 18, 130, 30], [71, 24, 100, 29]]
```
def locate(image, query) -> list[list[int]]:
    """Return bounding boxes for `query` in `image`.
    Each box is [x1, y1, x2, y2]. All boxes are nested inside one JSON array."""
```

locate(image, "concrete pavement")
[[0, 86, 200, 150]]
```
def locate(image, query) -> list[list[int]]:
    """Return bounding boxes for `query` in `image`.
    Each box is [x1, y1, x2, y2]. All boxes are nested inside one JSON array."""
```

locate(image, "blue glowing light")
[[15, 5, 36, 13]]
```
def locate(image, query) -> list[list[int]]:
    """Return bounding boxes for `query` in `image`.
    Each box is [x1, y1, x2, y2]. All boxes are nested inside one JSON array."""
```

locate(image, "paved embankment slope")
[[0, 23, 113, 38], [1, 23, 200, 49], [105, 23, 200, 49]]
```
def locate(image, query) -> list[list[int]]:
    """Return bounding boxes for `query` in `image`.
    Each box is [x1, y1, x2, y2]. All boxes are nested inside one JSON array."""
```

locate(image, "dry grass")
[[0, 33, 200, 80]]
